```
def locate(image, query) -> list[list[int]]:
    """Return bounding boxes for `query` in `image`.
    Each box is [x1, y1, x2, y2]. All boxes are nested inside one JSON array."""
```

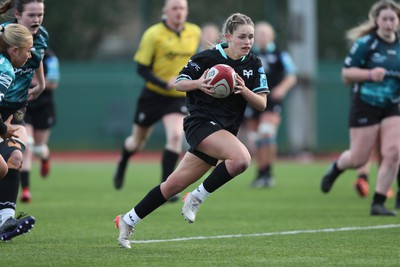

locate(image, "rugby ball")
[[206, 64, 236, 98]]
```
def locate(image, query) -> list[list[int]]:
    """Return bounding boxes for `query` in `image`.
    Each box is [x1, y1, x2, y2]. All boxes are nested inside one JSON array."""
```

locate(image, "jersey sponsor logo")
[[0, 73, 13, 89], [350, 43, 359, 54], [138, 112, 146, 123], [260, 74, 268, 88], [371, 52, 386, 63], [128, 214, 135, 223], [357, 117, 368, 125], [188, 60, 200, 71], [243, 69, 253, 78], [387, 49, 397, 55], [165, 51, 193, 60], [14, 109, 25, 121], [14, 68, 35, 75], [344, 57, 352, 66]]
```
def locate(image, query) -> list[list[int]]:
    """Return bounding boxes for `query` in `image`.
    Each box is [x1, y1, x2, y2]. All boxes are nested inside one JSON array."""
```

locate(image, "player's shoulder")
[[34, 26, 49, 49], [0, 55, 14, 74], [354, 33, 376, 46], [246, 52, 263, 66], [37, 26, 49, 39], [145, 22, 166, 34], [191, 48, 217, 65]]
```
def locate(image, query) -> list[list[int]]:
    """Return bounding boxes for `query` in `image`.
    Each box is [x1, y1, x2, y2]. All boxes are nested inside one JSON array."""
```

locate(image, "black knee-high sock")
[[203, 161, 233, 193], [397, 167, 400, 188], [358, 173, 368, 182], [0, 169, 20, 210], [120, 146, 135, 164], [20, 171, 29, 189], [258, 165, 271, 178], [161, 149, 179, 182], [134, 185, 167, 219], [372, 192, 386, 205]]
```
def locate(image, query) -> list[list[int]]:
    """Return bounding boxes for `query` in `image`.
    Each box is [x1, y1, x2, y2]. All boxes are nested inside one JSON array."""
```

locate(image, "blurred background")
[[39, 0, 378, 154]]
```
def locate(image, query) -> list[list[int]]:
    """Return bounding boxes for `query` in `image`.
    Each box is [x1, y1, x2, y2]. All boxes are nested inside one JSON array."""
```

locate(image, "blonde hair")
[[222, 13, 254, 42], [0, 23, 32, 52], [346, 0, 400, 42]]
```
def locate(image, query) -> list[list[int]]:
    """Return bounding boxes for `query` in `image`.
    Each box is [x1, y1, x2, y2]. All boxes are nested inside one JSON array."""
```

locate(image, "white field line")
[[131, 224, 400, 244]]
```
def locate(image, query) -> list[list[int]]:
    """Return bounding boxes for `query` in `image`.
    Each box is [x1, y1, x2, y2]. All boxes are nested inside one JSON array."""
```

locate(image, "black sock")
[[134, 185, 167, 219], [20, 171, 29, 189], [121, 146, 134, 163], [397, 167, 400, 188], [258, 165, 271, 178], [358, 173, 368, 182], [332, 160, 344, 176], [0, 169, 20, 210], [203, 161, 233, 193], [372, 192, 386, 206], [161, 149, 179, 182]]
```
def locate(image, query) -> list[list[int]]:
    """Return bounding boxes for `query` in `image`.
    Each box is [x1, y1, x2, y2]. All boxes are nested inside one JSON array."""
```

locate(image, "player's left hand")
[[234, 74, 248, 94], [28, 84, 45, 101]]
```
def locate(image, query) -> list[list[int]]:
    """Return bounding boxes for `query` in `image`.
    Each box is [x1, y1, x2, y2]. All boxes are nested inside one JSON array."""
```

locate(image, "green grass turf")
[[2, 159, 400, 267]]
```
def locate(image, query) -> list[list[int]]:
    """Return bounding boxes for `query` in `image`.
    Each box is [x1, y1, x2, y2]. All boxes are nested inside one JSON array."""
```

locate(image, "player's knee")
[[0, 159, 8, 178], [7, 149, 23, 169], [32, 144, 49, 158], [125, 136, 144, 152], [167, 132, 183, 150], [255, 123, 276, 147], [230, 151, 251, 175], [258, 122, 276, 137], [27, 136, 34, 149], [382, 145, 400, 165]]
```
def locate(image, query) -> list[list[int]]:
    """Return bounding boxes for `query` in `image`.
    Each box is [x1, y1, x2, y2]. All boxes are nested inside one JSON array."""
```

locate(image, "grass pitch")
[[2, 157, 400, 267]]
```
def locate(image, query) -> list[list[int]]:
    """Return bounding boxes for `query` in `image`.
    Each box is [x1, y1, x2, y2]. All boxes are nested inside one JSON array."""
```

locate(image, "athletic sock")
[[332, 160, 344, 176], [120, 146, 134, 164], [397, 167, 400, 188], [161, 149, 179, 182], [258, 165, 271, 178], [0, 208, 15, 226], [123, 210, 141, 227], [358, 173, 368, 182], [129, 185, 167, 224], [20, 171, 30, 189], [202, 161, 233, 193], [0, 169, 20, 211], [191, 183, 210, 202], [372, 192, 386, 205]]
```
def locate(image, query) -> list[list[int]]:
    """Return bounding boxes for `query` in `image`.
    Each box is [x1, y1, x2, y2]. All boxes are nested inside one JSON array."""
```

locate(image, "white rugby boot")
[[114, 214, 134, 248], [181, 192, 202, 223]]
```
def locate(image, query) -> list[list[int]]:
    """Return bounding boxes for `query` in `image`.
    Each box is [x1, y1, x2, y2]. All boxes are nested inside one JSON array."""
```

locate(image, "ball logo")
[[206, 64, 236, 98]]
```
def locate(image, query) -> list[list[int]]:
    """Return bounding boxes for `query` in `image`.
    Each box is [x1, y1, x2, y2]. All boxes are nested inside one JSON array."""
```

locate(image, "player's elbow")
[[255, 101, 267, 112]]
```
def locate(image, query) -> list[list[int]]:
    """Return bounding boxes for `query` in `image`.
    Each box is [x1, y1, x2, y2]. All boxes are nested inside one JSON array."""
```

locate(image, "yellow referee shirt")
[[134, 22, 201, 97]]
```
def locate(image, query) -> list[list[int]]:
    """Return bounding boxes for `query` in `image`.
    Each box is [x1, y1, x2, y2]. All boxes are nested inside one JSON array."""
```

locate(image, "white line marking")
[[131, 224, 400, 244]]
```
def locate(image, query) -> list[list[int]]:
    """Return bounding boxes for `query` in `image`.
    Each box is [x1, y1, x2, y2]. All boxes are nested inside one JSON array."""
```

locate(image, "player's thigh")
[[349, 125, 379, 160], [197, 130, 250, 162], [379, 116, 400, 159]]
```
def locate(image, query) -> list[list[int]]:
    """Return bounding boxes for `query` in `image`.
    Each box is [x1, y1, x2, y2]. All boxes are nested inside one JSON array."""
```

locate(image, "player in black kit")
[[113, 13, 269, 249]]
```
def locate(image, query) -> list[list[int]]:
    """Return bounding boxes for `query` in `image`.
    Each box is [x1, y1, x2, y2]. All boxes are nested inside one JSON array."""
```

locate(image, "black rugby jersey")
[[177, 43, 269, 130]]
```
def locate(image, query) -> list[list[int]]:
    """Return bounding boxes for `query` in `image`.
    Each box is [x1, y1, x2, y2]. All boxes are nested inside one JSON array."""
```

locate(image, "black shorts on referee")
[[134, 89, 188, 127]]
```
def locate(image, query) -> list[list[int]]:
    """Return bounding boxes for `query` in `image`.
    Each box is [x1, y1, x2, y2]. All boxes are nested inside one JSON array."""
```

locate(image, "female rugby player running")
[[114, 13, 269, 249]]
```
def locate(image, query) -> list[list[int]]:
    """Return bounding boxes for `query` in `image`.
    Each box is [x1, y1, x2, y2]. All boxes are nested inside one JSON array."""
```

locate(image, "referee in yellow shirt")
[[113, 0, 201, 202]]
